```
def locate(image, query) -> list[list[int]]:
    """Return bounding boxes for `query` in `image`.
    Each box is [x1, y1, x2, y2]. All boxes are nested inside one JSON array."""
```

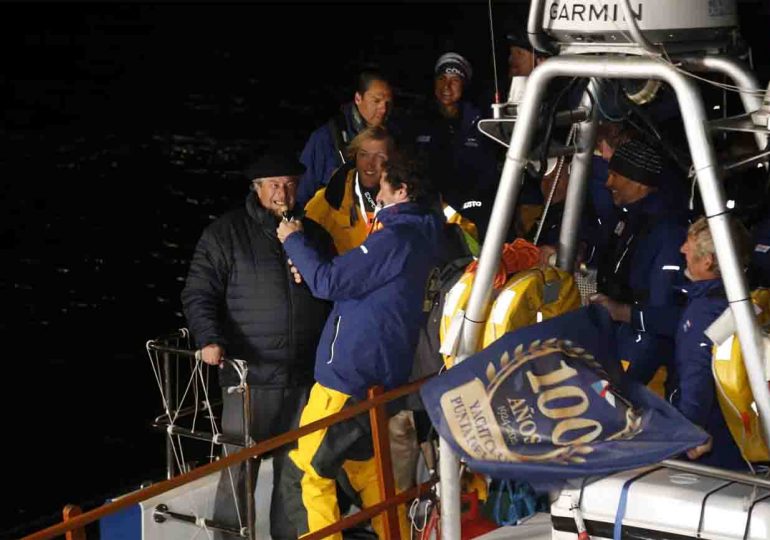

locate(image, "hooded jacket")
[[304, 165, 370, 255], [283, 202, 443, 398], [181, 194, 331, 388], [671, 278, 746, 469]]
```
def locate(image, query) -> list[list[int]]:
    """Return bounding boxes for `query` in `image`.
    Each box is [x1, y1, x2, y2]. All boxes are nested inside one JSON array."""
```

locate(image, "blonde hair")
[[345, 125, 395, 162], [687, 216, 751, 276]]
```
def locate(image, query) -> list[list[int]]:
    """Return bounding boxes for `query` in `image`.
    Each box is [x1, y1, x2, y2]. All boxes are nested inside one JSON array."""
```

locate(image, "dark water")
[[2, 1, 770, 537], [0, 3, 503, 536]]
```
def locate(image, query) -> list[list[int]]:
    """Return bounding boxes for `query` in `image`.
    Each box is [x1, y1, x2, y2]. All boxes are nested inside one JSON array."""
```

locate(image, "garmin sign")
[[542, 0, 738, 48], [548, 2, 642, 23]]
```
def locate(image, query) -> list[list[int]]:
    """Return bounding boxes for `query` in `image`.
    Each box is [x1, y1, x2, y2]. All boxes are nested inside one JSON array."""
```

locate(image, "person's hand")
[[200, 344, 224, 366], [686, 436, 713, 460], [538, 245, 557, 267], [589, 293, 631, 323], [277, 219, 303, 243], [287, 258, 302, 284]]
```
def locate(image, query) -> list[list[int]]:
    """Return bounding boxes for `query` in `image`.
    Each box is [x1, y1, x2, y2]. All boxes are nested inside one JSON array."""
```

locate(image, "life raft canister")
[[712, 287, 770, 462], [482, 266, 581, 348], [439, 268, 477, 369], [439, 240, 542, 368]]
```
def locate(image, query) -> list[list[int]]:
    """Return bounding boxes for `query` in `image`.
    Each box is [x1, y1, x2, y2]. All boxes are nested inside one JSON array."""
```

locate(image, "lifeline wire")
[[488, 0, 500, 103], [146, 342, 187, 473], [534, 123, 577, 245]]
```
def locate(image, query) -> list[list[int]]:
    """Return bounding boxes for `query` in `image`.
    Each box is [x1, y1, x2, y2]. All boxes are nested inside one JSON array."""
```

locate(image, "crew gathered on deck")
[[176, 49, 770, 538]]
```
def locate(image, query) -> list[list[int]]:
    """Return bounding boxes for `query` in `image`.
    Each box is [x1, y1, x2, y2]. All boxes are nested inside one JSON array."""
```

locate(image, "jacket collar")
[[343, 102, 366, 136], [324, 165, 355, 211], [375, 201, 423, 224], [681, 277, 724, 299], [245, 193, 281, 228], [432, 100, 475, 125]]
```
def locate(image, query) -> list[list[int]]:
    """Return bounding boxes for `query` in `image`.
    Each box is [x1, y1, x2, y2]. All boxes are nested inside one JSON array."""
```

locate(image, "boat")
[[24, 1, 770, 539]]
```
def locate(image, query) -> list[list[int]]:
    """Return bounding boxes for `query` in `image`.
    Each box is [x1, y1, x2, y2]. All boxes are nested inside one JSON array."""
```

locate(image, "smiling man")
[[671, 216, 751, 468], [181, 151, 331, 540], [589, 138, 688, 393]]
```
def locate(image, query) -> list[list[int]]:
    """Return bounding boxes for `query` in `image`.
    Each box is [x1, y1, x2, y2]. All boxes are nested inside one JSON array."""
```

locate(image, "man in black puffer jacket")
[[181, 152, 331, 539]]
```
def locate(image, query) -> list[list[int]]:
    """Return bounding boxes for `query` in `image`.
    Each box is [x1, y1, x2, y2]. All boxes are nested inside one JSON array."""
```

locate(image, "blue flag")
[[420, 306, 708, 482]]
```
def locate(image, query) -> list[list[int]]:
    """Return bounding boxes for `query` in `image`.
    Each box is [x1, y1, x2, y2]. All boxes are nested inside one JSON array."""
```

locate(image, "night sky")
[[3, 1, 770, 536]]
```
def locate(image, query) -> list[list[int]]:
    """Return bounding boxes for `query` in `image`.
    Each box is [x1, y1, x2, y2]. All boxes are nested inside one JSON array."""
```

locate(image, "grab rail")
[[24, 375, 433, 540]]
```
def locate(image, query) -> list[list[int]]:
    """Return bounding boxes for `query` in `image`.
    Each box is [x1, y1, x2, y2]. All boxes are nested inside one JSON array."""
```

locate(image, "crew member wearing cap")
[[590, 138, 688, 393], [297, 68, 395, 207], [410, 51, 499, 241], [506, 28, 549, 78], [181, 152, 332, 539], [504, 26, 582, 245]]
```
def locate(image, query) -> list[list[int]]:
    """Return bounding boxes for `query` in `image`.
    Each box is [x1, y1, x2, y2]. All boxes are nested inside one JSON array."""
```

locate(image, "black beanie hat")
[[243, 152, 306, 181], [609, 139, 664, 188]]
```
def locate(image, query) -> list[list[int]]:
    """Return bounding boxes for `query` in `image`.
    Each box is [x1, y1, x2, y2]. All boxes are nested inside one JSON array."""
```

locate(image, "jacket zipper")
[[327, 316, 341, 365], [286, 257, 295, 374]]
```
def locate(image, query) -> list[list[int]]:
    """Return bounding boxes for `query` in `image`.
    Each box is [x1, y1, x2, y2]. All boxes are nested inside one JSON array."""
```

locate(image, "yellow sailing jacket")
[[304, 167, 371, 255]]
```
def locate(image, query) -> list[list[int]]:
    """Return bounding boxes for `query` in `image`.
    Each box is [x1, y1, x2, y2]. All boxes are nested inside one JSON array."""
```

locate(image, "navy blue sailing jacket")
[[671, 278, 746, 469], [297, 103, 361, 207], [284, 202, 443, 398], [749, 216, 770, 288], [411, 101, 500, 238], [597, 191, 688, 385]]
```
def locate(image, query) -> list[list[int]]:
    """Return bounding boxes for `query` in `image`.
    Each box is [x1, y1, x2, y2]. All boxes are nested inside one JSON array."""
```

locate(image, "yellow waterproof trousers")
[[283, 383, 410, 539]]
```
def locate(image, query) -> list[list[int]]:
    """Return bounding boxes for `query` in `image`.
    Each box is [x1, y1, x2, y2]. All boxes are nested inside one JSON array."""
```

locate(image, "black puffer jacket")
[[182, 194, 331, 388]]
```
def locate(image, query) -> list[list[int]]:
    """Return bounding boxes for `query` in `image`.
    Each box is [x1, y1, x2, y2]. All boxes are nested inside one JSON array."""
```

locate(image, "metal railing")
[[24, 365, 435, 540]]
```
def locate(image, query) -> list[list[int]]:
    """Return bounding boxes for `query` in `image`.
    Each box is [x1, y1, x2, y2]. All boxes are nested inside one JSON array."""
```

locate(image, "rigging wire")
[[572, 0, 767, 99], [487, 0, 501, 104], [534, 124, 577, 246], [658, 53, 766, 97]]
